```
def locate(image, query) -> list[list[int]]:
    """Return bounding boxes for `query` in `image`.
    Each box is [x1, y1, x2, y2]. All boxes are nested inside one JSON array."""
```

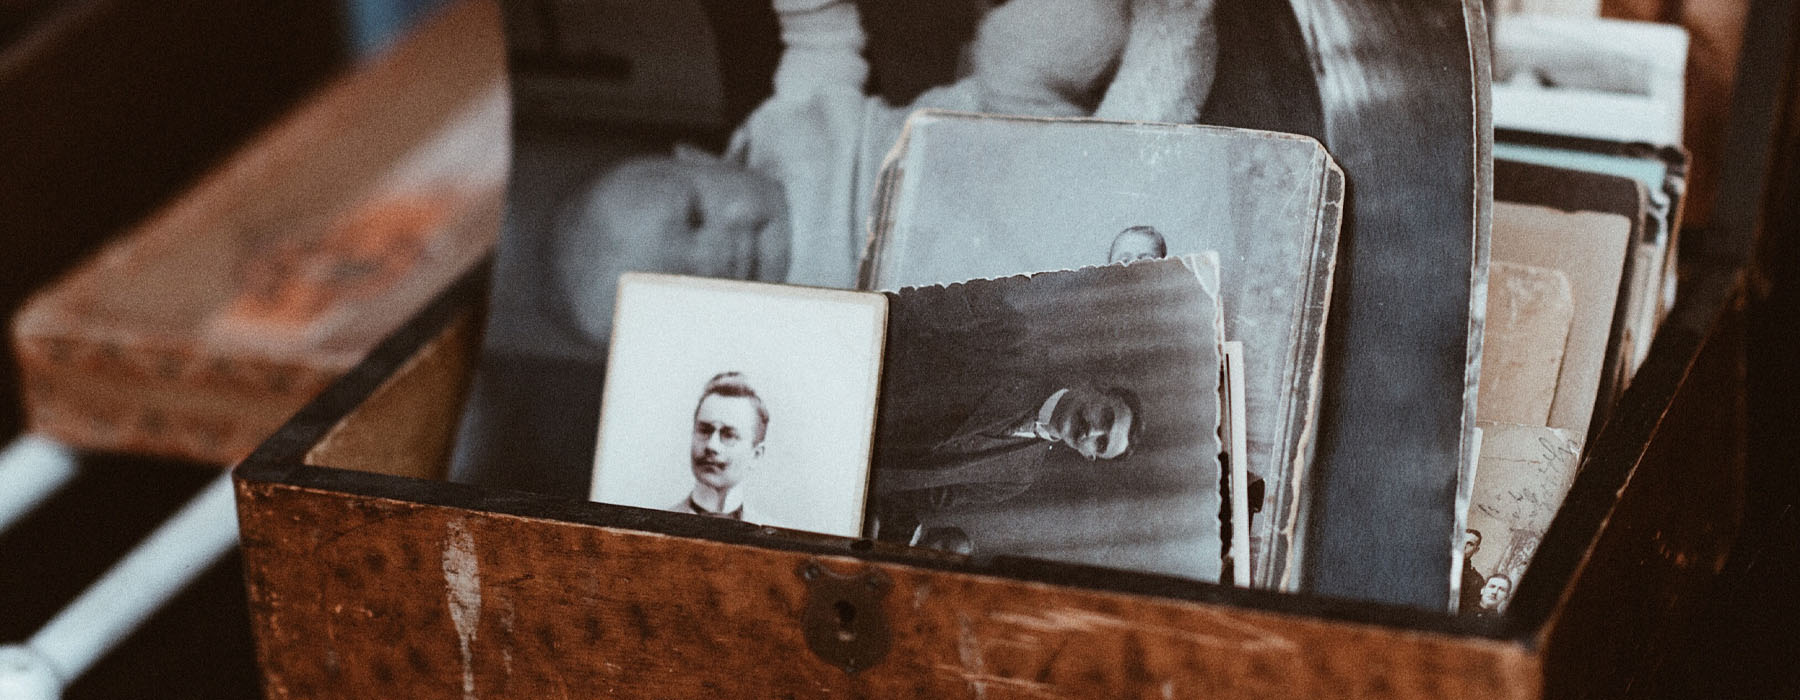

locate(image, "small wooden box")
[[234, 250, 1747, 698]]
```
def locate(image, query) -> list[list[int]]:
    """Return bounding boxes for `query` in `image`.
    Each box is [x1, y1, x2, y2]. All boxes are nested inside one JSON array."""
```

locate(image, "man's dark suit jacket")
[[1460, 561, 1487, 614], [873, 378, 1057, 511]]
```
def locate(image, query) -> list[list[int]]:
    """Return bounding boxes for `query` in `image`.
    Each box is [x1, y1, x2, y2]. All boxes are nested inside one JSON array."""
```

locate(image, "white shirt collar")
[[688, 482, 746, 515]]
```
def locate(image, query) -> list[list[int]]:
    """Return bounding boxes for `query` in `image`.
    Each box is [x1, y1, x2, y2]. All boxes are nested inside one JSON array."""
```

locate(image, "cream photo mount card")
[[590, 273, 888, 538]]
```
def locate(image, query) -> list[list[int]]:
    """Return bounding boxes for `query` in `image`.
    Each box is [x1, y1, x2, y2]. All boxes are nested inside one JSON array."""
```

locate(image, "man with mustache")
[[671, 372, 770, 522]]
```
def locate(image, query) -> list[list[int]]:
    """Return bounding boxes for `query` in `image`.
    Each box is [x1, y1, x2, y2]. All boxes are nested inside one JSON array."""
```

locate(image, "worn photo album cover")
[[1492, 13, 1688, 147], [590, 273, 887, 537], [1281, 0, 1491, 610]]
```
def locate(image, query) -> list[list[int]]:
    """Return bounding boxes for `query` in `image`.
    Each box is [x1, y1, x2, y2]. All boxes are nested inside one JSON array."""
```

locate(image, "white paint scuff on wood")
[[443, 518, 481, 700]]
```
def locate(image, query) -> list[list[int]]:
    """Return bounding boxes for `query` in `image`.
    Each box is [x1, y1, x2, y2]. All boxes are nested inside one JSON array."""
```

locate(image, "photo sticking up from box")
[[871, 255, 1225, 583], [861, 111, 1340, 590], [1221, 340, 1252, 587], [590, 273, 887, 538], [1492, 14, 1688, 147]]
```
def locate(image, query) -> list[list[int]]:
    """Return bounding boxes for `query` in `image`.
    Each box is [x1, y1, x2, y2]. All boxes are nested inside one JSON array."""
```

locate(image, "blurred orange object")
[[10, 0, 508, 465], [210, 195, 458, 349]]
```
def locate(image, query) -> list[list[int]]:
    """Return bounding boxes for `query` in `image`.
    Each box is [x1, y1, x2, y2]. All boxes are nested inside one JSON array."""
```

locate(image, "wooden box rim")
[[234, 252, 1747, 651]]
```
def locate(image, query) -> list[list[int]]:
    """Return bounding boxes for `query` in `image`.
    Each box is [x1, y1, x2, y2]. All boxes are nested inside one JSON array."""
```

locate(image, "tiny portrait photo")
[[589, 273, 887, 538], [1458, 422, 1581, 616], [871, 256, 1224, 582]]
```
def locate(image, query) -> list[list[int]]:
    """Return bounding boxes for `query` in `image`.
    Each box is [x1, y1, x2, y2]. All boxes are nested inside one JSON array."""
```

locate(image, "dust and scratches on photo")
[[872, 256, 1224, 581], [589, 274, 887, 539]]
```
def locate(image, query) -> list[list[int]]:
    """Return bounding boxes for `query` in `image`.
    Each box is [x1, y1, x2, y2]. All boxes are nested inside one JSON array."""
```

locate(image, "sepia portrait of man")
[[588, 275, 885, 538], [1475, 573, 1514, 619]]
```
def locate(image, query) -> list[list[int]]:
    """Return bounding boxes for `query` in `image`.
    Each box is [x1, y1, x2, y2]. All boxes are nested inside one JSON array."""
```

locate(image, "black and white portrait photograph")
[[589, 274, 887, 538], [450, 0, 1317, 498], [872, 256, 1223, 581], [862, 110, 1340, 589]]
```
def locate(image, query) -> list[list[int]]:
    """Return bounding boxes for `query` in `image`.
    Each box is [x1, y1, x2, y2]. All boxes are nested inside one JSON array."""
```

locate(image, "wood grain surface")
[[238, 480, 1540, 699], [9, 0, 506, 465], [1532, 270, 1747, 699], [304, 309, 480, 480]]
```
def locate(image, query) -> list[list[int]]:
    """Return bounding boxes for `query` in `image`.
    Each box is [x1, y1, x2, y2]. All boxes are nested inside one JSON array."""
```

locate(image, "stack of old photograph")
[[447, 0, 1697, 616], [1451, 4, 1696, 619]]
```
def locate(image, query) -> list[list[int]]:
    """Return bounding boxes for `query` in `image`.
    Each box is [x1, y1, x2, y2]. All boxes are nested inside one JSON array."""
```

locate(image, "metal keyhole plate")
[[798, 560, 891, 674]]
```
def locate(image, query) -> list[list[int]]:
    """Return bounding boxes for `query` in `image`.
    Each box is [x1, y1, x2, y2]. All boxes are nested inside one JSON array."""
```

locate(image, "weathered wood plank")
[[238, 481, 1540, 700], [233, 262, 1752, 699]]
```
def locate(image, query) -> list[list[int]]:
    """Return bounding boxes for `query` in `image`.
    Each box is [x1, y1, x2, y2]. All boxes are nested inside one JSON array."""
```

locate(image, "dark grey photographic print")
[[872, 256, 1224, 581], [590, 274, 887, 538]]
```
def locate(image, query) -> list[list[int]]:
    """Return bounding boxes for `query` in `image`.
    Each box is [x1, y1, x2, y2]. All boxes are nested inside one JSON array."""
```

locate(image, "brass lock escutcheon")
[[797, 559, 891, 674]]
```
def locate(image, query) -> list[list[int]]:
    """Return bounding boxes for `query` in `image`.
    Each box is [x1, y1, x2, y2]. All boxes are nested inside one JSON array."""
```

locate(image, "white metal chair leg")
[[0, 472, 238, 700], [0, 435, 79, 536]]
